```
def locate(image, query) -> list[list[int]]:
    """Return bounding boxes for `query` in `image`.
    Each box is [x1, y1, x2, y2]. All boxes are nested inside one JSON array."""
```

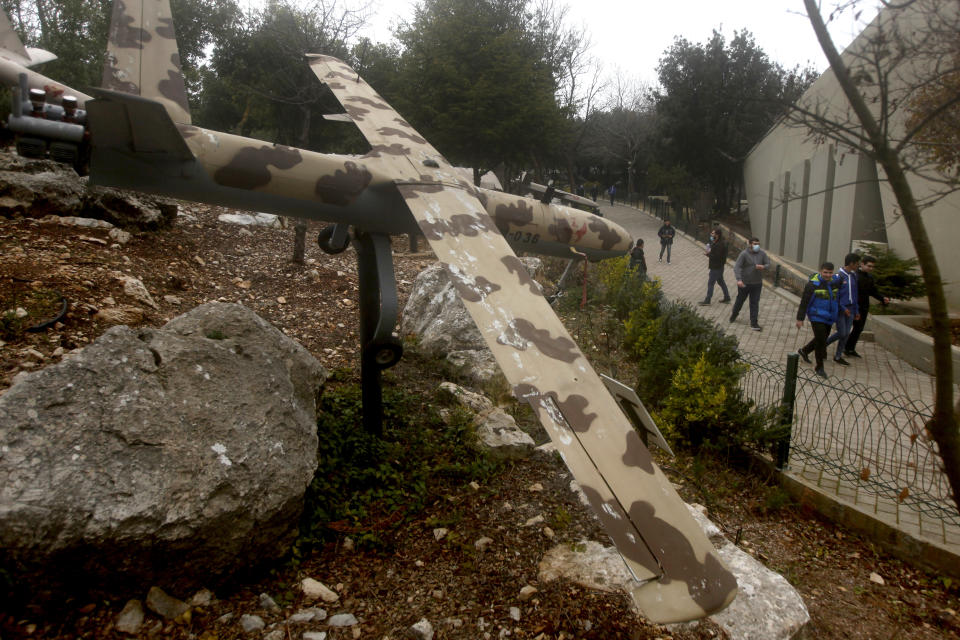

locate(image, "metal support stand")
[[354, 231, 403, 436], [317, 225, 403, 435]]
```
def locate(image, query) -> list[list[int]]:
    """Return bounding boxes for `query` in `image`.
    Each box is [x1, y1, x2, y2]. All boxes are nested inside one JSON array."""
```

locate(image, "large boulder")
[[0, 302, 326, 594], [0, 150, 177, 229], [401, 258, 542, 383]]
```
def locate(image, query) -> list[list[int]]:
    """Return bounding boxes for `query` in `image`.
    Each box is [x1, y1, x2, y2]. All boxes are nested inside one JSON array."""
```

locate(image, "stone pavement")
[[597, 201, 960, 572]]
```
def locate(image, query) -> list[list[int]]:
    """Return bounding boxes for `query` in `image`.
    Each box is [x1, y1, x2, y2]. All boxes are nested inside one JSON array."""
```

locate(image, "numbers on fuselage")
[[509, 231, 540, 245]]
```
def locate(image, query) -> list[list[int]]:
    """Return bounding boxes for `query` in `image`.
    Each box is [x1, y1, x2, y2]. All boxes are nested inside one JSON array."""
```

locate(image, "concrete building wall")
[[743, 0, 960, 308]]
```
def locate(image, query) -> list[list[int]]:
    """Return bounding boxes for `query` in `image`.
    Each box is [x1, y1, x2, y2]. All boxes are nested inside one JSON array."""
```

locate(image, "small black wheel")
[[366, 339, 403, 368], [317, 225, 348, 254]]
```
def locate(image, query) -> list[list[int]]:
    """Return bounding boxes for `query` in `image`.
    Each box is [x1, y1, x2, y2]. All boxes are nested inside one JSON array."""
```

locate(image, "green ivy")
[[296, 380, 500, 554]]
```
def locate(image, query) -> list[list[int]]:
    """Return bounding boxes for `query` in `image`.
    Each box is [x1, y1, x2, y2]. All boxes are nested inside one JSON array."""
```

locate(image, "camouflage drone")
[[25, 0, 740, 623]]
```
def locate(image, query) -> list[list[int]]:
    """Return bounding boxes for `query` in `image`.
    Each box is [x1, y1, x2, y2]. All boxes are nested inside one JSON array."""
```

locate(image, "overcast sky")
[[355, 0, 883, 86]]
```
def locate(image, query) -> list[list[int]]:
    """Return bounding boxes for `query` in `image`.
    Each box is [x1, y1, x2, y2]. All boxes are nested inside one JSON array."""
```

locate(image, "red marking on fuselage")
[[572, 222, 588, 242]]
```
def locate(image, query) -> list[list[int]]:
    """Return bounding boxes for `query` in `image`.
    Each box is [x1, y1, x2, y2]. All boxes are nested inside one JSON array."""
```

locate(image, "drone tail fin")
[[102, 0, 191, 125]]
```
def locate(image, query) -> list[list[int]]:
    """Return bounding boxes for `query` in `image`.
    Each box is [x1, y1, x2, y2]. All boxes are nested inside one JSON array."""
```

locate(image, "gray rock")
[[263, 630, 284, 640], [145, 586, 189, 620], [240, 614, 265, 632], [0, 302, 326, 591], [440, 382, 534, 459], [288, 607, 326, 623], [401, 258, 541, 384], [302, 632, 327, 640], [410, 618, 434, 640], [259, 593, 281, 613], [327, 613, 358, 627], [114, 599, 145, 634], [0, 151, 177, 229]]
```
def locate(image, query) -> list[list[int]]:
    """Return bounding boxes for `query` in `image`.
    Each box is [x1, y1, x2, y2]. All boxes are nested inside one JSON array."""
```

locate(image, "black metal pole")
[[777, 353, 799, 469]]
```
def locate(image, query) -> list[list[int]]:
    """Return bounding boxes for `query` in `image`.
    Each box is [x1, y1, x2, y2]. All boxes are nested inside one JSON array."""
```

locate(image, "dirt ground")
[[1, 203, 959, 639]]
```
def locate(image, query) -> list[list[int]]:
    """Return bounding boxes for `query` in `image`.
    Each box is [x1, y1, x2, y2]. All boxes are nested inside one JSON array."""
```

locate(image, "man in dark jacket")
[[825, 252, 861, 365], [796, 263, 840, 378], [698, 228, 730, 305], [629, 238, 647, 278], [845, 255, 889, 357], [657, 220, 675, 263]]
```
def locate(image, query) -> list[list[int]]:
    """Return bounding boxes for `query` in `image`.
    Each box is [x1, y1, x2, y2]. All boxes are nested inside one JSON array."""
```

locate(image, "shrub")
[[297, 381, 499, 553], [857, 242, 925, 301]]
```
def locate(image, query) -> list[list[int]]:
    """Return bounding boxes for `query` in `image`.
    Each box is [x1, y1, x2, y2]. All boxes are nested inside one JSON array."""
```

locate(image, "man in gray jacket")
[[729, 237, 771, 331]]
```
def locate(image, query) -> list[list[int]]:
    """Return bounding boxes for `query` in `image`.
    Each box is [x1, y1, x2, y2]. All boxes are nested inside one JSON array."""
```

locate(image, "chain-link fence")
[[739, 353, 958, 527]]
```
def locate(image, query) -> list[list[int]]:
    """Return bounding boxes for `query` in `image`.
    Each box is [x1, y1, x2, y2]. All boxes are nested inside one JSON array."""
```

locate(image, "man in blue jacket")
[[825, 253, 861, 366], [796, 262, 840, 378]]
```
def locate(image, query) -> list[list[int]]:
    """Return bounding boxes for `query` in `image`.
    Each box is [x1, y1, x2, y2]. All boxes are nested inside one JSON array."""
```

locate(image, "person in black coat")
[[629, 239, 647, 278], [698, 228, 731, 305], [845, 255, 889, 357], [657, 220, 676, 263]]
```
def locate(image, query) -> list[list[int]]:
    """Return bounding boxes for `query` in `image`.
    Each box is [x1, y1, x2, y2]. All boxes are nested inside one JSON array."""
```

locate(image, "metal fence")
[[739, 353, 958, 527]]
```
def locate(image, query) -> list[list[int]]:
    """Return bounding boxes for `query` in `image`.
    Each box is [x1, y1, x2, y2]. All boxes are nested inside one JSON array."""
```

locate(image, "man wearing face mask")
[[729, 237, 770, 331], [698, 228, 731, 305]]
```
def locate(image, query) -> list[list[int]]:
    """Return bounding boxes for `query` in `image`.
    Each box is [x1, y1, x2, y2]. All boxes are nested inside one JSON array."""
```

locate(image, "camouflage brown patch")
[[102, 57, 139, 94], [500, 256, 542, 296], [213, 145, 303, 189], [394, 117, 412, 128], [443, 265, 502, 303], [159, 67, 190, 115], [416, 212, 495, 240], [622, 431, 656, 474], [589, 217, 624, 250], [580, 485, 662, 575], [108, 1, 150, 48], [344, 104, 369, 120], [549, 218, 573, 243], [315, 161, 373, 205], [378, 127, 427, 145], [627, 500, 738, 609], [554, 394, 597, 432], [324, 70, 355, 82], [364, 144, 410, 158], [326, 81, 346, 90], [400, 182, 444, 200], [156, 17, 176, 39], [511, 318, 578, 363], [348, 96, 389, 110], [492, 199, 535, 234]]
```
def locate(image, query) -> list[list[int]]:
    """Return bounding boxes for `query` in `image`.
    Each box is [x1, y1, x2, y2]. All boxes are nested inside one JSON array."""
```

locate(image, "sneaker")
[[719, 298, 731, 303], [750, 325, 762, 331], [698, 301, 711, 306], [815, 368, 827, 378], [797, 349, 811, 364], [845, 350, 862, 358], [834, 357, 850, 366]]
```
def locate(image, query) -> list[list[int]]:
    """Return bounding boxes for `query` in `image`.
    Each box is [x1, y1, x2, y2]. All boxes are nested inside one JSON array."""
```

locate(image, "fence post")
[[776, 353, 799, 469], [774, 264, 781, 288]]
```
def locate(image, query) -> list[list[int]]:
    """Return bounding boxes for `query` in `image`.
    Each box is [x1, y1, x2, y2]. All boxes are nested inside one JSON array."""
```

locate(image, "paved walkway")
[[599, 201, 960, 569]]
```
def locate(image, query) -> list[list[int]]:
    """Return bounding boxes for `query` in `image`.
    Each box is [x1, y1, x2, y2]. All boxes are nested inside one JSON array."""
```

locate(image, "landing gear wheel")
[[317, 225, 348, 254], [366, 339, 403, 369]]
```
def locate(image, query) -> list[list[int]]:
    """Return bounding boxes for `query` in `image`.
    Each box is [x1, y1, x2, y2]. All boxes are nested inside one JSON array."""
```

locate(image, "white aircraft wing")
[[308, 55, 737, 623]]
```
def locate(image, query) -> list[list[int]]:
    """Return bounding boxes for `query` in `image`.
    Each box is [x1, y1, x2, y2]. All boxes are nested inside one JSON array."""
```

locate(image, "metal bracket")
[[353, 230, 403, 435]]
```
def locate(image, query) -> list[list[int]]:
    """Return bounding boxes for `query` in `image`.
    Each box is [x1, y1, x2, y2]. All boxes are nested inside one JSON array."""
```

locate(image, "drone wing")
[[309, 55, 737, 624]]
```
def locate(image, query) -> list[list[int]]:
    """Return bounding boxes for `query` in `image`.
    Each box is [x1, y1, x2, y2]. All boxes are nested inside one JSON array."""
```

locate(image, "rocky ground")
[[2, 200, 960, 639]]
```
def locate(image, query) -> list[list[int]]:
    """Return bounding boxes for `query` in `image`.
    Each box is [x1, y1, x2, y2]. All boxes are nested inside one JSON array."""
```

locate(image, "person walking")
[[845, 255, 889, 357], [657, 219, 676, 263], [607, 184, 616, 205], [698, 228, 731, 304], [796, 262, 840, 378], [825, 253, 861, 365], [729, 237, 770, 331], [629, 238, 647, 279]]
